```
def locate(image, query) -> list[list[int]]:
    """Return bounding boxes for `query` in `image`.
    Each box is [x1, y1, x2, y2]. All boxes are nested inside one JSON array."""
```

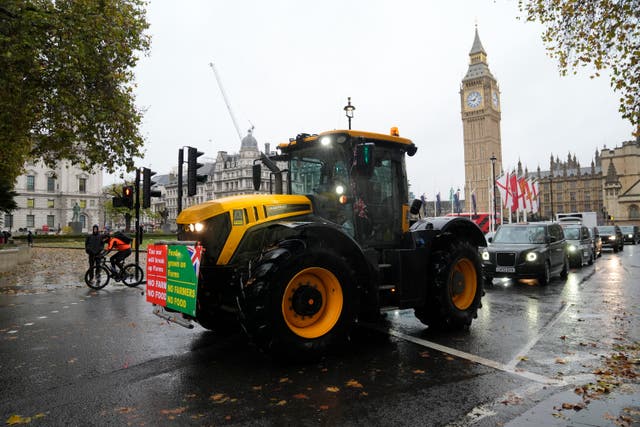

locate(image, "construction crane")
[[209, 62, 246, 142]]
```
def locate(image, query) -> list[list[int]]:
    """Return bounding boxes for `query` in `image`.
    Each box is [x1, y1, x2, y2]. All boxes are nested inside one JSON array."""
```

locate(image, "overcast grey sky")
[[116, 0, 634, 199]]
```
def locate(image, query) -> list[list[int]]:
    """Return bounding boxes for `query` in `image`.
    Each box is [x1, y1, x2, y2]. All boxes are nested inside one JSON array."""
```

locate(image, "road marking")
[[506, 301, 570, 370], [24, 323, 34, 326], [370, 325, 563, 386], [38, 316, 47, 319]]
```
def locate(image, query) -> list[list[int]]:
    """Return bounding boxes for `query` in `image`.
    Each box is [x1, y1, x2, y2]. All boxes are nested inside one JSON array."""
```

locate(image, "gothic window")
[[629, 205, 640, 219], [79, 178, 87, 193]]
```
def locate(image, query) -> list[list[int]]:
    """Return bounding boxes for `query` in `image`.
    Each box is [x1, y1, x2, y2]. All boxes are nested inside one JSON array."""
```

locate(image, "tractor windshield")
[[287, 139, 407, 247]]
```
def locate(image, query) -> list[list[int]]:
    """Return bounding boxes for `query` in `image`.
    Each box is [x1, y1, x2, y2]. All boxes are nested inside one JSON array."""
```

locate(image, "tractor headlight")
[[526, 252, 538, 262], [568, 245, 577, 252], [335, 184, 345, 195], [481, 250, 490, 261], [188, 223, 204, 232], [320, 136, 331, 146]]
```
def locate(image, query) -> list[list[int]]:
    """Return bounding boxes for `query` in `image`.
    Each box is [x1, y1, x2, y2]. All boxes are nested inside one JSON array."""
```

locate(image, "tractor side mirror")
[[252, 164, 262, 191], [355, 143, 375, 177]]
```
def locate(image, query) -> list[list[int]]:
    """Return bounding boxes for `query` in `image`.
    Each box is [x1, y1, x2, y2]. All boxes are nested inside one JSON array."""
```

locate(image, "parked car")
[[561, 224, 595, 267], [590, 227, 602, 258], [599, 225, 624, 252], [482, 222, 568, 286], [619, 225, 640, 245]]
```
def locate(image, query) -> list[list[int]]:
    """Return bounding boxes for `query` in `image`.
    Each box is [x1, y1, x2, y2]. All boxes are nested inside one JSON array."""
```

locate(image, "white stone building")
[[4, 160, 103, 233]]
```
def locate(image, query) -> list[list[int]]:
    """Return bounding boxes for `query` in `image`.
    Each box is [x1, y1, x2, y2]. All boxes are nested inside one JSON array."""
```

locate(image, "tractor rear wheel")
[[415, 239, 483, 331], [241, 241, 357, 360]]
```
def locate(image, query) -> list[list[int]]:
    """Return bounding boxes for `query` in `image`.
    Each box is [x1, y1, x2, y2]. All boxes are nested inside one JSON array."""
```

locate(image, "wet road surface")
[[0, 246, 638, 426]]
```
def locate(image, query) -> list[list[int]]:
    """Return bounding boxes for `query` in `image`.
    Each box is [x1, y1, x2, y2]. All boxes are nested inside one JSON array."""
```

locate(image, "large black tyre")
[[85, 265, 110, 290], [414, 240, 483, 331], [241, 241, 357, 360], [122, 264, 144, 287]]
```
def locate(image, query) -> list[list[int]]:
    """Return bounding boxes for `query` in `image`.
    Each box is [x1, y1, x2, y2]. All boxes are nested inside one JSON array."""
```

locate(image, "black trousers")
[[110, 249, 131, 269]]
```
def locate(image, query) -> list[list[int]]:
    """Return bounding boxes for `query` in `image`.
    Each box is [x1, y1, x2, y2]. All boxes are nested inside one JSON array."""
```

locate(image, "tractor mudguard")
[[409, 216, 487, 249]]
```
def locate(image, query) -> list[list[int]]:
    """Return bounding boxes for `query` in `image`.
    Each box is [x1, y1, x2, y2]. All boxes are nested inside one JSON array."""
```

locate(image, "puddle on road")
[[505, 384, 640, 427]]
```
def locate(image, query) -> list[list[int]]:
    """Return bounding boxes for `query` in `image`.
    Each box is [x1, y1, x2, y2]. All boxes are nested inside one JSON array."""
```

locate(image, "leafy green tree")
[[0, 0, 150, 212], [519, 0, 639, 135]]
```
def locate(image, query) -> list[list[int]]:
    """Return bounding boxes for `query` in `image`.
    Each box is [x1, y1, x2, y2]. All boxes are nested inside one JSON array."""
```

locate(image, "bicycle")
[[84, 252, 144, 290]]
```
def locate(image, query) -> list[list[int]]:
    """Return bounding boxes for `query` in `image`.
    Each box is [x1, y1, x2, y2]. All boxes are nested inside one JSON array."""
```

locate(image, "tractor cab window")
[[289, 145, 351, 226], [352, 146, 406, 246]]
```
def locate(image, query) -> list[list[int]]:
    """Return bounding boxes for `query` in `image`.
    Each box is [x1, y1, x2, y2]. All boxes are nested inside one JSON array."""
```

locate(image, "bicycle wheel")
[[122, 264, 144, 287], [85, 265, 111, 290]]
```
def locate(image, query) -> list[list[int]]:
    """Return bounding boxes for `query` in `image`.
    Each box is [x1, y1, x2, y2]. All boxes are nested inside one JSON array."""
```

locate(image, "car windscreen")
[[493, 226, 546, 244], [599, 226, 615, 233], [563, 227, 580, 240], [620, 226, 633, 233]]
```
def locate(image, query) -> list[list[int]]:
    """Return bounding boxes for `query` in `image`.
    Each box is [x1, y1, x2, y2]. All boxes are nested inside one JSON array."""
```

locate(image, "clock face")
[[466, 91, 482, 108], [492, 92, 499, 108]]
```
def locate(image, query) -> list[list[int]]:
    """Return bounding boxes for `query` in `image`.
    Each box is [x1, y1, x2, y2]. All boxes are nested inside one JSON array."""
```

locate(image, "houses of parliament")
[[460, 28, 640, 225]]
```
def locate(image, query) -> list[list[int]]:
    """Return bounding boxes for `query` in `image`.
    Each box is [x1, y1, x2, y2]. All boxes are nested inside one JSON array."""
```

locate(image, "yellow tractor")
[[172, 129, 486, 359]]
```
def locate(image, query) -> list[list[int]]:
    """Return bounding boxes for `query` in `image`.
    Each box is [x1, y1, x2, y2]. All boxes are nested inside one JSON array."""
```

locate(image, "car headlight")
[[609, 236, 616, 241], [526, 252, 538, 262], [568, 245, 577, 252], [628, 234, 633, 238], [481, 251, 490, 261]]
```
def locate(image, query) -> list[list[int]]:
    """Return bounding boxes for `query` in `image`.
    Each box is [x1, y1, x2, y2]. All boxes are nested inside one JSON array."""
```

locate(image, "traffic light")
[[187, 147, 206, 197], [122, 185, 134, 209], [142, 168, 162, 209]]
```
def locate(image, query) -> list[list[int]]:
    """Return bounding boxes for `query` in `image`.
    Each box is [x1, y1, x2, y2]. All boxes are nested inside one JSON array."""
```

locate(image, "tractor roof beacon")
[[173, 129, 487, 360]]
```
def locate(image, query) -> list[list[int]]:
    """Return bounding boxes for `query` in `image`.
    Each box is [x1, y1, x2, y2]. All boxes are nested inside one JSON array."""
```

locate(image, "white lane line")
[[505, 302, 571, 370], [370, 325, 564, 386], [24, 323, 34, 326]]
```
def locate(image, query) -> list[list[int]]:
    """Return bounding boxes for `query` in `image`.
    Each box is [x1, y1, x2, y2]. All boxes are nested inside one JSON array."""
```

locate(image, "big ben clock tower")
[[461, 27, 503, 214]]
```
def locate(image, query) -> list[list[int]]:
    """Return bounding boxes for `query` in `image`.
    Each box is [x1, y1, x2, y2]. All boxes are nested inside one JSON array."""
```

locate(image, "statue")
[[72, 203, 80, 222]]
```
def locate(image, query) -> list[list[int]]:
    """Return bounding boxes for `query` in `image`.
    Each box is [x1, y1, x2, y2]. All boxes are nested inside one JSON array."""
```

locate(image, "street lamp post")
[[344, 97, 355, 130], [490, 154, 497, 233], [549, 174, 554, 220]]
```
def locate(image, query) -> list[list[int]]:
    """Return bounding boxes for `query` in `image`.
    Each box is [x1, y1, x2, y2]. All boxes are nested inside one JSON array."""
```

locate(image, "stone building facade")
[[4, 160, 103, 233], [532, 138, 640, 224]]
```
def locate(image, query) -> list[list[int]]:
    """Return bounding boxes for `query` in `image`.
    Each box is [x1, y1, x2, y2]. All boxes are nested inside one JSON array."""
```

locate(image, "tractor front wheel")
[[242, 242, 357, 360]]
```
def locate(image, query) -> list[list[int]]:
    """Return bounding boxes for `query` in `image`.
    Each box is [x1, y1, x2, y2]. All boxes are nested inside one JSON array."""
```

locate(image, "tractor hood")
[[176, 194, 313, 225]]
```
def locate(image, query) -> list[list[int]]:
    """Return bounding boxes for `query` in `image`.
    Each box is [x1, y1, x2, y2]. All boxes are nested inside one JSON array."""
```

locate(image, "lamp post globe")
[[343, 97, 355, 130]]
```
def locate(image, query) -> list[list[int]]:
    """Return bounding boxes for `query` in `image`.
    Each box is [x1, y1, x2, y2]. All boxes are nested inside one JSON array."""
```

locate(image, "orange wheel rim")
[[282, 267, 343, 338], [449, 258, 477, 310]]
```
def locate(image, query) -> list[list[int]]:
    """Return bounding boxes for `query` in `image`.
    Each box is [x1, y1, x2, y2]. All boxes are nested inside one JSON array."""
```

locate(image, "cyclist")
[[105, 233, 132, 273]]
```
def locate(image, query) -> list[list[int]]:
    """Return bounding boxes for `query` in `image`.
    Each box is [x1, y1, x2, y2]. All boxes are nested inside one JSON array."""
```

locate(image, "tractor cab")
[[257, 129, 417, 249]]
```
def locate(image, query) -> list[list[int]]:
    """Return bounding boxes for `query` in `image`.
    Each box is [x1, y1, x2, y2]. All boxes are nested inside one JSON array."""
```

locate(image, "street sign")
[[146, 243, 202, 317]]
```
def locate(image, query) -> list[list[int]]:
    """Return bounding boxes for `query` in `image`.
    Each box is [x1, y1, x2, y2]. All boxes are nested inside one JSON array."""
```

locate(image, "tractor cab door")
[[352, 146, 407, 248]]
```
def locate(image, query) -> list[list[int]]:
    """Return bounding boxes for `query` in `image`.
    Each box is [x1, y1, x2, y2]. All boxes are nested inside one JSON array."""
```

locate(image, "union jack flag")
[[186, 244, 203, 277]]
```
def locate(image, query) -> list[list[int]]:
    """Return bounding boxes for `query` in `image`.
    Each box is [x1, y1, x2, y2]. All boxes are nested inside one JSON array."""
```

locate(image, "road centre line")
[[505, 302, 571, 370], [370, 325, 563, 386]]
